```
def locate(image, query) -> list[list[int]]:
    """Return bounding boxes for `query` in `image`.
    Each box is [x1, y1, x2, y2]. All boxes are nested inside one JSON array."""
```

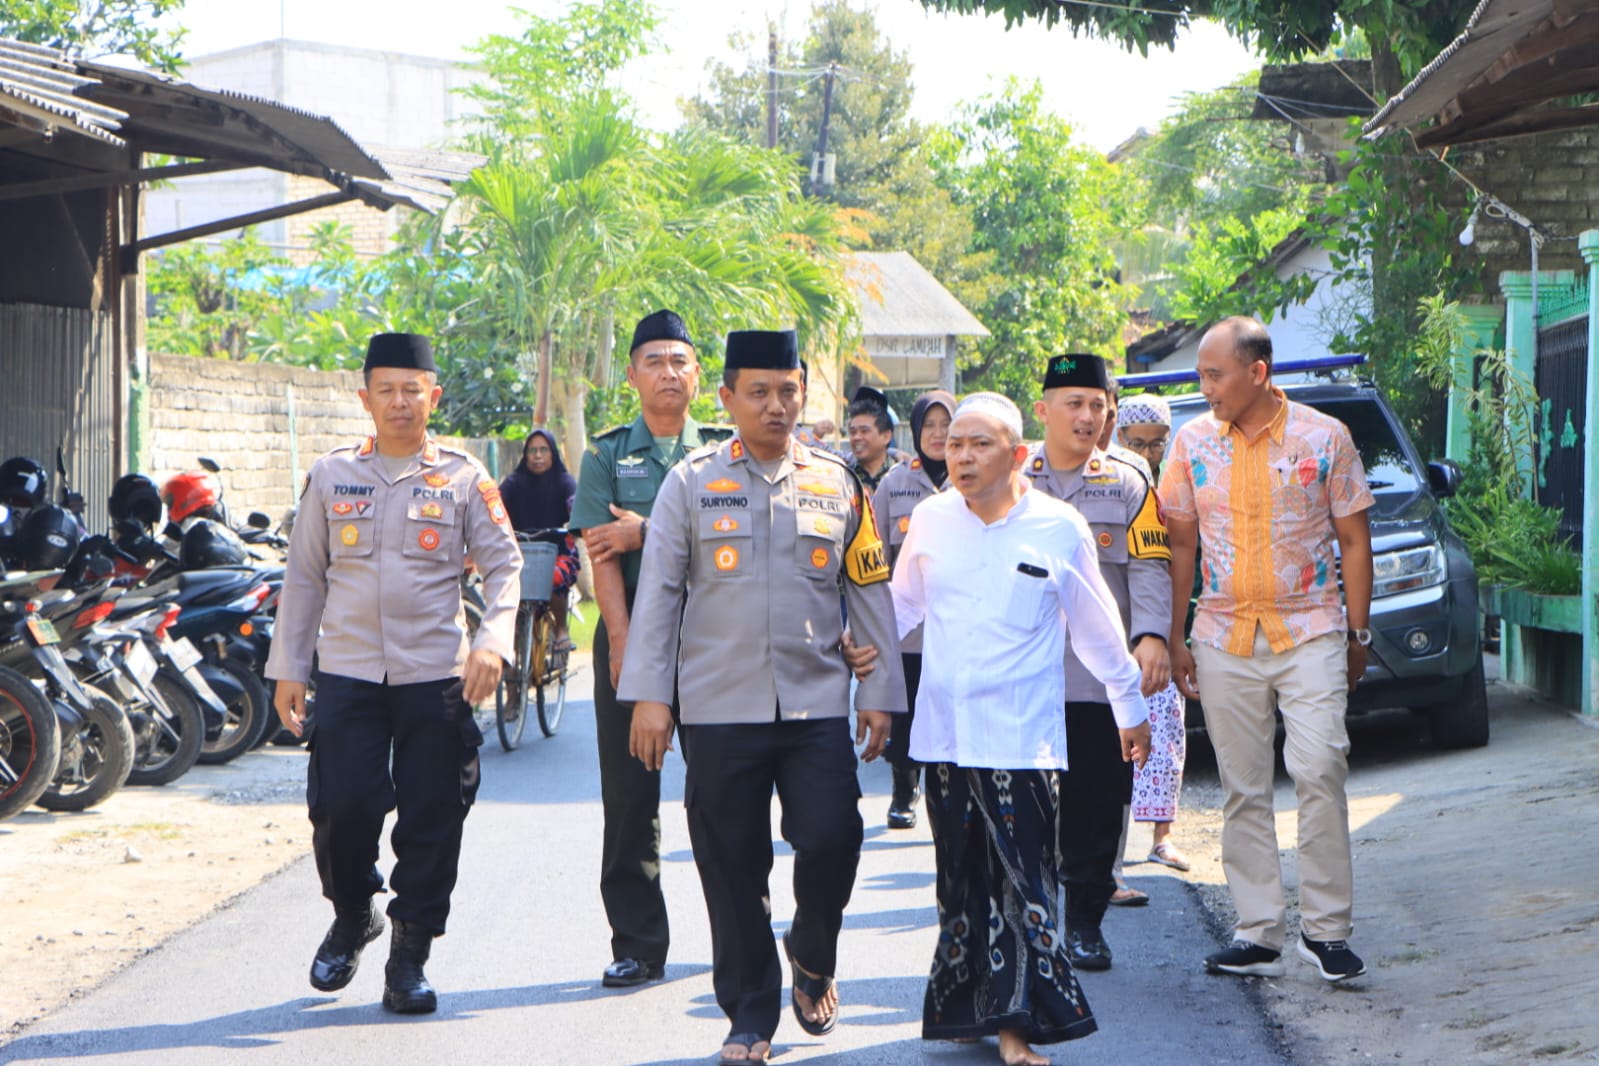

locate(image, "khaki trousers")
[[1193, 630, 1354, 950]]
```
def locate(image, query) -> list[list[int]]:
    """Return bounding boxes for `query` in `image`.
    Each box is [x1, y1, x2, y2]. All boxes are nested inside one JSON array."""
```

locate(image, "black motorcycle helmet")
[[180, 519, 248, 569], [108, 473, 164, 528], [0, 456, 48, 509], [14, 504, 81, 570], [59, 534, 119, 589]]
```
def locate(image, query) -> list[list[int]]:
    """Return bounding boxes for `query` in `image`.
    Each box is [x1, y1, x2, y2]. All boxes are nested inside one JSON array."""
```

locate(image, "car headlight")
[[1372, 543, 1447, 598]]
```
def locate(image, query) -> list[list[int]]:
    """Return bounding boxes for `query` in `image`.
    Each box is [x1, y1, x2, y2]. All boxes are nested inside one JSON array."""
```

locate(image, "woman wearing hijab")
[[870, 389, 956, 831], [499, 428, 581, 648]]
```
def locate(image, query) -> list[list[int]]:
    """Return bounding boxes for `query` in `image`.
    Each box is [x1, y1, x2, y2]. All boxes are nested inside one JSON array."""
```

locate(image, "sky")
[[165, 0, 1262, 151]]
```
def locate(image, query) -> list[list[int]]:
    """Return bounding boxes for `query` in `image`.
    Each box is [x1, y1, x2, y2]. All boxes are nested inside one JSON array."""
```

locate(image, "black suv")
[[1160, 378, 1489, 748]]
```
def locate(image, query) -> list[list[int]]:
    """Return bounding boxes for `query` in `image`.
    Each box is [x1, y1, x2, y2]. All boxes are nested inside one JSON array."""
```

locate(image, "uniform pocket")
[[887, 501, 916, 548], [1003, 560, 1051, 630], [401, 500, 457, 562], [697, 510, 752, 580], [795, 508, 844, 580], [616, 473, 655, 506], [1078, 500, 1128, 564], [326, 502, 375, 558]]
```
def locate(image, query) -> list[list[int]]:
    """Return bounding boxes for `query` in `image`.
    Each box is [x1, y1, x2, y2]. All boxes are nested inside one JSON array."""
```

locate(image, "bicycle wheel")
[[496, 607, 534, 752], [533, 610, 567, 738]]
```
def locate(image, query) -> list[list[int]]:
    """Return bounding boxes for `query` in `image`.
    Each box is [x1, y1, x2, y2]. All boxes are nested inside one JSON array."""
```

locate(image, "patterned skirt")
[[1131, 683, 1187, 823], [922, 764, 1098, 1045]]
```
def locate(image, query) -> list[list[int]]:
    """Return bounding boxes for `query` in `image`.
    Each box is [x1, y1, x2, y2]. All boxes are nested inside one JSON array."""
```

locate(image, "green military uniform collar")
[[622, 415, 704, 458]]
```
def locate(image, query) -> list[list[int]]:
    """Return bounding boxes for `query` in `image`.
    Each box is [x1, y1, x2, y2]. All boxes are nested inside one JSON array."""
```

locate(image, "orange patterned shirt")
[[1158, 390, 1374, 656]]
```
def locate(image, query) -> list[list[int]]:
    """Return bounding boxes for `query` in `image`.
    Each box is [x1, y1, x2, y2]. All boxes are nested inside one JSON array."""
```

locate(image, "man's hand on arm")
[[1131, 635, 1170, 696], [629, 700, 675, 771], [461, 648, 504, 706], [274, 680, 308, 737], [841, 630, 879, 680], [1119, 720, 1152, 770], [856, 710, 891, 762], [584, 505, 645, 565]]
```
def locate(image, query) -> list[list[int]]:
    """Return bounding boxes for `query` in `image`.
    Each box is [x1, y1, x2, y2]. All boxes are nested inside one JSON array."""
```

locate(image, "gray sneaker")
[[1204, 939, 1285, 977], [1297, 934, 1367, 982]]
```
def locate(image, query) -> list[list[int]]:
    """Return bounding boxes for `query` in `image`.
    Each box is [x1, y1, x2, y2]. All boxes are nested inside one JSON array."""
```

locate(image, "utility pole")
[[766, 26, 779, 149], [810, 62, 838, 196]]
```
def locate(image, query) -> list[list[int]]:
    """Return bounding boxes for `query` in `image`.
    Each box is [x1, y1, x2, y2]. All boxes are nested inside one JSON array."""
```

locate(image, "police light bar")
[[1118, 354, 1368, 389]]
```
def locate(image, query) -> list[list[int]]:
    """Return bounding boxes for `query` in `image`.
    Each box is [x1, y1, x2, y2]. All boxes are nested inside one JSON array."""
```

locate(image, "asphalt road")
[[3, 664, 1290, 1066]]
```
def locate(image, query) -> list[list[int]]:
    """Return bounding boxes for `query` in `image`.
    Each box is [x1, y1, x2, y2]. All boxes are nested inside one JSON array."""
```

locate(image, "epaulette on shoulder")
[[593, 424, 628, 440], [807, 446, 850, 470], [685, 441, 721, 464], [1106, 451, 1154, 486]]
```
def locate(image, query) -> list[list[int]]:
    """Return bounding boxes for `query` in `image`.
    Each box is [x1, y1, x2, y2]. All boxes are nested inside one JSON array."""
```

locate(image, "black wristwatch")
[[639, 517, 648, 547], [1347, 627, 1372, 647]]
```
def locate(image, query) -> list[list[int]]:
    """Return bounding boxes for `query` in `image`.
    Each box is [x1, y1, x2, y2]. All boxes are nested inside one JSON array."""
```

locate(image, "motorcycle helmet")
[[59, 533, 118, 589], [14, 504, 81, 570], [180, 519, 248, 569], [0, 456, 48, 509], [109, 473, 165, 528], [162, 470, 223, 524]]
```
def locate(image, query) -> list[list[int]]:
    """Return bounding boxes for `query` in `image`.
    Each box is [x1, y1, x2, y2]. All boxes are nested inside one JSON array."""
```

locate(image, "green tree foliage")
[[1114, 75, 1326, 319], [1310, 128, 1477, 448], [684, 3, 981, 294], [929, 82, 1142, 419], [1164, 207, 1313, 324], [915, 0, 1475, 93], [0, 0, 186, 72]]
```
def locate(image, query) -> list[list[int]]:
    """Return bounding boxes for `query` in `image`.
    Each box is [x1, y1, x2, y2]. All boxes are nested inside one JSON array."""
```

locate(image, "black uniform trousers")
[[1058, 700, 1134, 936], [680, 717, 864, 1040], [307, 672, 482, 936], [884, 652, 923, 768], [593, 608, 672, 966]]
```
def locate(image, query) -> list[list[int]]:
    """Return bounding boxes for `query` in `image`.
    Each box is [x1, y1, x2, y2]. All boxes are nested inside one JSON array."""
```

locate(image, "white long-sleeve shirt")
[[890, 487, 1149, 770]]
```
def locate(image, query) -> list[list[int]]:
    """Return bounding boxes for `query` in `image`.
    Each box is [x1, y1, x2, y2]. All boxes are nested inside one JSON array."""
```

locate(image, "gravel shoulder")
[[1169, 673, 1599, 1066]]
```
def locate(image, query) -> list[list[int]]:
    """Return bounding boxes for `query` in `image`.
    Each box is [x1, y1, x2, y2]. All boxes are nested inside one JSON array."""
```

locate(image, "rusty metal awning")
[[1365, 0, 1599, 146], [0, 37, 476, 221]]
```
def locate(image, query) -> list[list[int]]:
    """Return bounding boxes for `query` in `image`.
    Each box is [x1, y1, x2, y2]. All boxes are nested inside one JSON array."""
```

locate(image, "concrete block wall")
[[1446, 128, 1599, 288], [148, 354, 518, 525], [283, 173, 398, 263]]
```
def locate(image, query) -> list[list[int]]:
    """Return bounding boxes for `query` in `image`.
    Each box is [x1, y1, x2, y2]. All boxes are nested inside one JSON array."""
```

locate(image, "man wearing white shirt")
[[891, 392, 1150, 1066]]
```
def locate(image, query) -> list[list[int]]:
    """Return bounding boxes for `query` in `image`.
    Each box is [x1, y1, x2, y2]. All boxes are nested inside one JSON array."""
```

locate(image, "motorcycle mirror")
[[246, 511, 271, 529], [198, 457, 221, 473]]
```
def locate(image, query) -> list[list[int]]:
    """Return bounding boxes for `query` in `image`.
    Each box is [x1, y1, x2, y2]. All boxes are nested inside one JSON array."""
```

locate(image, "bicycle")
[[495, 528, 573, 751]]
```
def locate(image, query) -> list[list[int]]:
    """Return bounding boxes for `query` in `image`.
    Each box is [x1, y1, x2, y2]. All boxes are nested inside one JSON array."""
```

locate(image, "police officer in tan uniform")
[[267, 333, 520, 1015], [619, 329, 906, 1066], [1025, 353, 1167, 974], [872, 388, 955, 831]]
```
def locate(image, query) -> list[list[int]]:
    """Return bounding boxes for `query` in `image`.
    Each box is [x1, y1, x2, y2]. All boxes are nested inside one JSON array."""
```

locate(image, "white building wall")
[[145, 40, 483, 259], [1147, 244, 1371, 381]]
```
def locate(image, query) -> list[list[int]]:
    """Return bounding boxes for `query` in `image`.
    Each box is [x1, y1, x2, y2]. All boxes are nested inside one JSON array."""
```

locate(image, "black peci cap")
[[363, 333, 437, 373], [630, 309, 694, 353], [725, 329, 800, 371], [1043, 353, 1110, 391]]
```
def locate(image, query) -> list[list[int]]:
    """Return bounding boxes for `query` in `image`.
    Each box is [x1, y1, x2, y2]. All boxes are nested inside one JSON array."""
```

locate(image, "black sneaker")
[[1204, 940, 1285, 977], [1066, 929, 1112, 971], [1297, 934, 1367, 982]]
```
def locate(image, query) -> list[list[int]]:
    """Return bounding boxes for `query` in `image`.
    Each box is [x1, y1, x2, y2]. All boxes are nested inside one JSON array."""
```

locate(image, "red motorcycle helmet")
[[162, 471, 222, 524]]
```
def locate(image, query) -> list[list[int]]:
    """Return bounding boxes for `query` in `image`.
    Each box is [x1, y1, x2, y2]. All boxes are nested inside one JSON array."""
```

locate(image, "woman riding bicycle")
[[499, 428, 580, 649]]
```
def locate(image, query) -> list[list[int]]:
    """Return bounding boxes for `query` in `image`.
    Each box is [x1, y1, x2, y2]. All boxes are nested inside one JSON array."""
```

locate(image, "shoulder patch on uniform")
[[477, 479, 510, 526], [1127, 482, 1170, 561], [844, 491, 890, 586]]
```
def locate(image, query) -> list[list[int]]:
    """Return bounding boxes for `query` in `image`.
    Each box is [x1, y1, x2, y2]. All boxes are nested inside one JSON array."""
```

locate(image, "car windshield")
[[1166, 393, 1422, 502]]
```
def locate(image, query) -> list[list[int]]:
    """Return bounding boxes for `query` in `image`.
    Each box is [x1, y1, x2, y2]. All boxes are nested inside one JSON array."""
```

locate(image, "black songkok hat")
[[725, 329, 800, 370], [630, 309, 694, 353], [852, 385, 890, 411], [1043, 352, 1110, 391], [363, 333, 436, 373]]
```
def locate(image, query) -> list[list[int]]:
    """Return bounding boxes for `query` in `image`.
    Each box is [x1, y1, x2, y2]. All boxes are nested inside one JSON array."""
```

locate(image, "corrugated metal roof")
[[77, 60, 388, 179], [0, 38, 478, 217], [1364, 0, 1597, 143], [846, 251, 988, 338], [0, 39, 126, 146]]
